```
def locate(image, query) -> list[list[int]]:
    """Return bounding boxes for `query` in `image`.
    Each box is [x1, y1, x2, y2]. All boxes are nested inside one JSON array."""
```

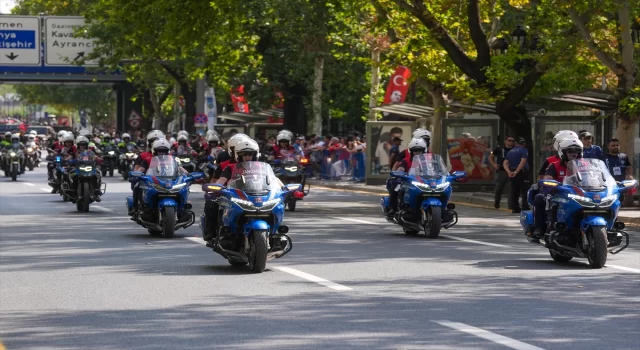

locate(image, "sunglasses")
[[506, 139, 515, 142]]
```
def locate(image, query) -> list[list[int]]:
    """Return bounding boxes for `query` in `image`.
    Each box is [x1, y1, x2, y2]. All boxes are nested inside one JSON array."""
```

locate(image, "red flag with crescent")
[[230, 86, 250, 113], [383, 66, 411, 105]]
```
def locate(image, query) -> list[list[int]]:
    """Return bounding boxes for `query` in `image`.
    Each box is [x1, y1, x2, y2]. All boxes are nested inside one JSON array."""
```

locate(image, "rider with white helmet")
[[134, 130, 165, 172], [386, 138, 428, 217], [537, 130, 579, 180], [391, 128, 432, 171], [272, 129, 301, 160]]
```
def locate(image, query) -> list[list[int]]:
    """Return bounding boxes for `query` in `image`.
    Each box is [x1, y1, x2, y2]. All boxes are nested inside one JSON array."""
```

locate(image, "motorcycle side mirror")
[[451, 171, 466, 179], [191, 172, 204, 180], [538, 179, 560, 188], [618, 179, 638, 192], [285, 183, 302, 191], [203, 183, 225, 192], [129, 171, 144, 178]]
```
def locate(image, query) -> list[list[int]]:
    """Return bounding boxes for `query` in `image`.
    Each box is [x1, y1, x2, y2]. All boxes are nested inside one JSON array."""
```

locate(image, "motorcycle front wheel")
[[249, 230, 268, 273], [11, 164, 17, 181], [162, 206, 176, 238], [80, 182, 91, 212], [423, 206, 442, 239], [587, 226, 608, 269]]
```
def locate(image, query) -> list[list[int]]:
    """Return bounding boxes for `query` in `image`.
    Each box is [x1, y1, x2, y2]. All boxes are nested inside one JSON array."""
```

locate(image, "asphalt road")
[[1, 166, 639, 350]]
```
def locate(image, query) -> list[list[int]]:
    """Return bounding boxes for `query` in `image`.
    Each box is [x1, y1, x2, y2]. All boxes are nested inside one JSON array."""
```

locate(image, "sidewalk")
[[307, 179, 640, 226]]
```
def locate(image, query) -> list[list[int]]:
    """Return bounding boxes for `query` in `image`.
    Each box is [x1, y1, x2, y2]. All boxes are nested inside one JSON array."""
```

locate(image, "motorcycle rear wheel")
[[162, 206, 177, 238], [587, 226, 608, 269]]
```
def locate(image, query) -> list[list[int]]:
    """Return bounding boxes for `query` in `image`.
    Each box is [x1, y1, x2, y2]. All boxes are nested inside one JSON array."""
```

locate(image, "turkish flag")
[[230, 86, 250, 113], [383, 66, 411, 105]]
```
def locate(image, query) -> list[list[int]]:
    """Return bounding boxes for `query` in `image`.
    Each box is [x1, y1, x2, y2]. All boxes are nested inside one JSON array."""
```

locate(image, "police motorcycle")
[[127, 155, 204, 238], [100, 143, 118, 177], [520, 158, 636, 268], [60, 150, 106, 212], [24, 141, 39, 171], [270, 151, 310, 211], [119, 144, 138, 180], [381, 153, 466, 238], [202, 161, 294, 272], [175, 145, 196, 174], [4, 143, 24, 181]]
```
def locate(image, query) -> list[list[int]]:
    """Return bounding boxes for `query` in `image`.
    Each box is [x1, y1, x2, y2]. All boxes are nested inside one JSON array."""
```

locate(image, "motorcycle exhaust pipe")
[[175, 211, 196, 230], [213, 244, 249, 263]]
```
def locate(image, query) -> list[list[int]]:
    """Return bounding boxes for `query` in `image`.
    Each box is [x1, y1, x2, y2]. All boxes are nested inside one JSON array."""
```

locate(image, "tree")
[[566, 0, 639, 165], [384, 0, 591, 148]]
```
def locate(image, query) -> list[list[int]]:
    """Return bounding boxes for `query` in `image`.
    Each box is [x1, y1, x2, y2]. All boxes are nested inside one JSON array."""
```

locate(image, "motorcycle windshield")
[[563, 158, 616, 191], [126, 144, 136, 152], [76, 151, 96, 164], [176, 145, 191, 156], [282, 152, 298, 165], [228, 161, 280, 197], [11, 142, 20, 150], [147, 155, 179, 178], [409, 154, 448, 179]]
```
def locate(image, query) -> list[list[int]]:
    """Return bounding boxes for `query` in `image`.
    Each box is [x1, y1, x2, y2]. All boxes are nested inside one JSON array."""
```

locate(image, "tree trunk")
[[430, 86, 446, 155], [180, 82, 196, 132], [368, 48, 381, 121], [283, 84, 307, 135], [311, 55, 324, 136], [147, 86, 166, 131], [142, 88, 154, 131]]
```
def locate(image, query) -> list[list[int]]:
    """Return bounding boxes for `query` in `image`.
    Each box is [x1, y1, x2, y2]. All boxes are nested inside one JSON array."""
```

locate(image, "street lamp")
[[491, 37, 509, 55], [632, 19, 640, 44], [511, 25, 527, 49]]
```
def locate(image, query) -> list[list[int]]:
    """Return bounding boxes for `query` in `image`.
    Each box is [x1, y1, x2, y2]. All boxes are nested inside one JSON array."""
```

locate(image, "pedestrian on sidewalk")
[[579, 131, 603, 159], [603, 138, 635, 206], [490, 136, 514, 209], [503, 137, 530, 213]]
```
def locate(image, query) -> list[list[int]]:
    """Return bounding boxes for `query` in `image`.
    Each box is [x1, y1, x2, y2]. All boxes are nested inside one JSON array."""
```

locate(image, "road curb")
[[308, 180, 640, 226]]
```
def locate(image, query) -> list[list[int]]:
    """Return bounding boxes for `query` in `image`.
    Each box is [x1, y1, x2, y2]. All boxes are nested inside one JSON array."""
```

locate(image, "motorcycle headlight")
[[411, 181, 430, 191], [79, 166, 93, 172], [108, 151, 115, 155], [26, 148, 33, 152], [597, 194, 618, 208], [151, 183, 169, 192], [285, 166, 298, 172], [568, 193, 596, 208], [126, 153, 134, 157], [231, 197, 257, 211], [181, 158, 191, 163], [170, 183, 187, 192], [258, 198, 281, 211], [9, 152, 16, 157], [434, 182, 450, 191]]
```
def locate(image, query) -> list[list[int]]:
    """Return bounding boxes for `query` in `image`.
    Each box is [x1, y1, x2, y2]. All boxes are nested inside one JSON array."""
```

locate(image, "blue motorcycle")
[[201, 161, 294, 272], [271, 153, 310, 211], [381, 154, 466, 238], [520, 158, 637, 268], [127, 155, 204, 238]]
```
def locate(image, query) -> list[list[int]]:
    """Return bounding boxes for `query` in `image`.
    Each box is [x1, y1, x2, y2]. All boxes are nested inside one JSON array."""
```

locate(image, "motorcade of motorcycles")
[[271, 152, 310, 211], [175, 146, 196, 174], [60, 151, 107, 212], [119, 144, 138, 180], [127, 155, 204, 238], [520, 158, 637, 268], [381, 153, 466, 238], [201, 161, 294, 273], [101, 143, 118, 177]]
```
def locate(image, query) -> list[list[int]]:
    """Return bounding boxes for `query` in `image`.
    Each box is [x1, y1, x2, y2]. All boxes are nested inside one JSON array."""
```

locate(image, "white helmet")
[[408, 138, 427, 153], [228, 133, 250, 149], [4, 131, 11, 138], [552, 130, 579, 152], [75, 136, 90, 145], [147, 130, 165, 143], [57, 130, 66, 140], [558, 138, 583, 159], [28, 134, 36, 141], [29, 130, 37, 135], [412, 128, 431, 148], [177, 130, 189, 138], [206, 130, 219, 137], [78, 129, 92, 137], [207, 134, 220, 142], [121, 133, 131, 140], [151, 138, 171, 155], [62, 132, 75, 143], [234, 138, 260, 161], [177, 134, 189, 142], [276, 130, 293, 143], [10, 133, 20, 141]]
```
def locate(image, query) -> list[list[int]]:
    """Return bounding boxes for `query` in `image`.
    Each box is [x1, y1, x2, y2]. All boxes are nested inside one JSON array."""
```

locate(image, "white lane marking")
[[435, 321, 545, 350], [332, 217, 382, 225], [273, 266, 353, 291], [184, 237, 353, 291], [40, 188, 50, 192], [92, 205, 113, 212], [24, 182, 35, 186], [606, 264, 640, 273], [185, 237, 207, 245], [442, 235, 510, 248]]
